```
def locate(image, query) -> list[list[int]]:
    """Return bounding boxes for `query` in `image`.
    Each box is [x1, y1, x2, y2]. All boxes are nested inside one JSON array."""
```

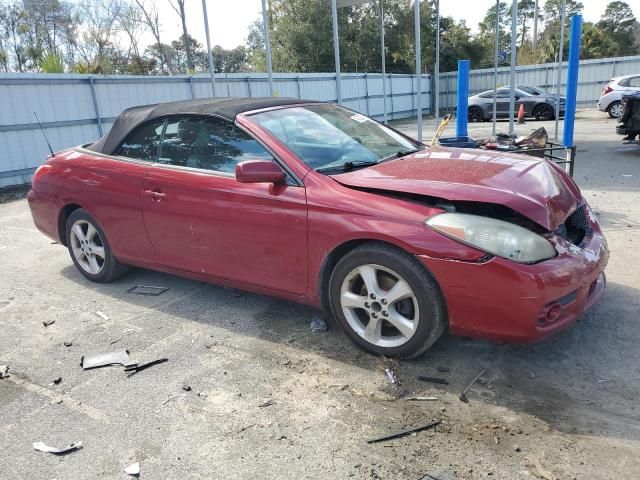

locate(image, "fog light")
[[546, 304, 562, 323]]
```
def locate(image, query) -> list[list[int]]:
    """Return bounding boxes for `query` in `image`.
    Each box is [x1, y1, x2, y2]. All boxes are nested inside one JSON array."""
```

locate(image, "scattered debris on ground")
[[0, 365, 9, 379], [124, 462, 140, 476], [417, 375, 449, 385], [436, 366, 451, 373], [63, 341, 73, 347], [384, 368, 397, 385], [366, 419, 441, 444], [33, 441, 82, 455], [258, 399, 275, 407], [81, 350, 137, 370], [95, 311, 109, 321], [309, 314, 328, 333], [42, 320, 55, 327], [182, 385, 192, 392], [127, 285, 168, 296], [52, 377, 62, 385], [125, 358, 168, 376], [459, 369, 487, 403], [405, 396, 438, 401]]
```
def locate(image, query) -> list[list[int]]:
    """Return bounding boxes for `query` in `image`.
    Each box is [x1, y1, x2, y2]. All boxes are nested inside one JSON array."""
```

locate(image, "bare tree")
[[134, 0, 173, 73], [170, 0, 192, 71], [120, 3, 143, 58], [76, 0, 125, 71]]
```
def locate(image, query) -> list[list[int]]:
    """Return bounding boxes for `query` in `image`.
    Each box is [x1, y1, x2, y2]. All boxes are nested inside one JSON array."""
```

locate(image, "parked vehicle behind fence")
[[598, 74, 640, 118]]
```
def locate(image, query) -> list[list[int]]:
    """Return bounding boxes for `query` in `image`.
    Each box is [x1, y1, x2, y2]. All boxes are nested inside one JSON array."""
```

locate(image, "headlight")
[[425, 213, 556, 263]]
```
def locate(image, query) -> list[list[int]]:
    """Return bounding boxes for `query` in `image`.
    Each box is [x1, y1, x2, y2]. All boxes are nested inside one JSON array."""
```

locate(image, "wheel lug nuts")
[[381, 299, 387, 305], [370, 294, 376, 300], [382, 311, 388, 317], [364, 302, 370, 308], [372, 313, 377, 318]]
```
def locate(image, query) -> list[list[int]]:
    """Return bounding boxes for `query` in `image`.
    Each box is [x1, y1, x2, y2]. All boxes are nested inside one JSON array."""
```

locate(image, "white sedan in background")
[[598, 74, 640, 118]]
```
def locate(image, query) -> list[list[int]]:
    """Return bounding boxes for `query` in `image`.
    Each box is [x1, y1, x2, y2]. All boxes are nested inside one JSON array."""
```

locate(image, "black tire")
[[533, 104, 555, 121], [607, 101, 623, 119], [468, 106, 484, 123], [328, 242, 447, 359], [65, 208, 129, 283]]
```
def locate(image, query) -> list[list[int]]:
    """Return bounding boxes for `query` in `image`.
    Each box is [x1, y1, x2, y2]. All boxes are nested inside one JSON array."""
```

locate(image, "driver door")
[[141, 115, 308, 295]]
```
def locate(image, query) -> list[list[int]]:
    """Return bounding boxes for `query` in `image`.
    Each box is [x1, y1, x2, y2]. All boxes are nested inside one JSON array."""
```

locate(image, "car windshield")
[[250, 104, 420, 172]]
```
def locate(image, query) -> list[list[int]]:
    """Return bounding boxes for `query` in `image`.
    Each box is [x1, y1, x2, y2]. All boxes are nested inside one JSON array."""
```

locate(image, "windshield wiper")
[[380, 147, 423, 162], [316, 160, 380, 173]]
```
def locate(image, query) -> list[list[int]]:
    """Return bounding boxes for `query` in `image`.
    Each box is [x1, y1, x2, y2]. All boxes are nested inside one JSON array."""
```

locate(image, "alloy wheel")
[[610, 102, 624, 118], [339, 264, 419, 348], [69, 219, 106, 275]]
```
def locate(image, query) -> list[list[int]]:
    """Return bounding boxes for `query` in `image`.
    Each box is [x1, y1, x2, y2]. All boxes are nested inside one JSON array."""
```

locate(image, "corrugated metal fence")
[[438, 55, 640, 111], [0, 72, 431, 187]]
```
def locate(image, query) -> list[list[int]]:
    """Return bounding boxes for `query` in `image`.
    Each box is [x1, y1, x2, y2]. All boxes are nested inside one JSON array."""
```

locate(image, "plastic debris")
[[125, 358, 168, 376], [124, 462, 140, 476], [33, 441, 82, 455], [182, 385, 192, 391], [52, 377, 62, 385], [95, 311, 109, 321], [63, 341, 73, 347], [309, 314, 328, 333], [0, 365, 9, 379], [127, 285, 168, 296], [417, 376, 448, 385], [81, 350, 137, 370], [384, 368, 397, 385], [405, 396, 438, 401], [42, 320, 55, 327], [366, 419, 441, 443], [258, 399, 275, 407]]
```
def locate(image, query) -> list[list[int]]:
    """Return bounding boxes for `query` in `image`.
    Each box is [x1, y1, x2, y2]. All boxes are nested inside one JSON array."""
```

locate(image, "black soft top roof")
[[87, 96, 320, 155]]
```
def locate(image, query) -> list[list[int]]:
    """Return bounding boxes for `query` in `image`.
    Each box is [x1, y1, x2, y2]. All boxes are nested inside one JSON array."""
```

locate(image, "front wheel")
[[468, 106, 484, 122], [328, 243, 447, 358], [66, 209, 129, 283]]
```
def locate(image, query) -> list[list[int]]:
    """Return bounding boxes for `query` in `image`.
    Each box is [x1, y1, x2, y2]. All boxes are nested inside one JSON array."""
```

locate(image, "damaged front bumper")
[[418, 215, 609, 343]]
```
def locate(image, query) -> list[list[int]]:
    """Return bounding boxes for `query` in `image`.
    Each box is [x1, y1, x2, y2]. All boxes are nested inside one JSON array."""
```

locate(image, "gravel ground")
[[0, 109, 639, 480]]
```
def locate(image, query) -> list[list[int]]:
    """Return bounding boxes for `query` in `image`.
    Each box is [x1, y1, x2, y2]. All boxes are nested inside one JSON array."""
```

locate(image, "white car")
[[598, 74, 640, 118]]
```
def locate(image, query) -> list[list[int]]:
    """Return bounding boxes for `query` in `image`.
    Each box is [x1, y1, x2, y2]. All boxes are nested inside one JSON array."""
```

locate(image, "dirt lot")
[[1, 109, 639, 480]]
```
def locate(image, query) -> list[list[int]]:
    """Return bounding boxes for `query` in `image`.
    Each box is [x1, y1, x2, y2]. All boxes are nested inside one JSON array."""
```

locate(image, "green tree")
[[581, 22, 619, 59], [597, 1, 639, 56]]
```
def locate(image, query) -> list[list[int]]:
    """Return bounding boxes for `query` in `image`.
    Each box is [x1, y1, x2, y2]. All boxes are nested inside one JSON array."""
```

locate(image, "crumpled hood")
[[331, 146, 581, 230]]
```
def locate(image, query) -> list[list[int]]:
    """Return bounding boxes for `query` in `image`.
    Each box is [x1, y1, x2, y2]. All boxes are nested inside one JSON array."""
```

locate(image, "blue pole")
[[563, 15, 582, 147], [456, 60, 470, 137]]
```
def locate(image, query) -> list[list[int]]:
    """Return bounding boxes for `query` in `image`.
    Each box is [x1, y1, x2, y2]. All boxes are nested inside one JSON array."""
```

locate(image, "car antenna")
[[33, 112, 55, 157]]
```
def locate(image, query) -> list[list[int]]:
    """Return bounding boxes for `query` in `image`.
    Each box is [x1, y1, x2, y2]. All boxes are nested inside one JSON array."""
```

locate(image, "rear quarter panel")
[[52, 148, 154, 265]]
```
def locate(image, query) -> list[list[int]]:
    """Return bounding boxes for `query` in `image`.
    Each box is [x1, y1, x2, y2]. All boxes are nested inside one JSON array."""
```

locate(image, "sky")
[[155, 0, 640, 50]]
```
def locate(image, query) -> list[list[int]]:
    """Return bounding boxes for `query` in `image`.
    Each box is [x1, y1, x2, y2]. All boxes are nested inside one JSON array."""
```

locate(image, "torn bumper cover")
[[419, 213, 609, 343]]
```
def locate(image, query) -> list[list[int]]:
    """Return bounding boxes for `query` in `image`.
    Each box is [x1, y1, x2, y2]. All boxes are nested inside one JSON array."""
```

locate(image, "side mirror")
[[236, 160, 285, 184]]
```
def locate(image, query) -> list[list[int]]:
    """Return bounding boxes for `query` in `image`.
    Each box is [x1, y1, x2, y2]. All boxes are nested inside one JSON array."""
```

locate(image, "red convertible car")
[[28, 97, 608, 358]]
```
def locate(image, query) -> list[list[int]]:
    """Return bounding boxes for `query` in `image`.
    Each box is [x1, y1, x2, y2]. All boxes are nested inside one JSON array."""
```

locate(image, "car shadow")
[[60, 265, 640, 441]]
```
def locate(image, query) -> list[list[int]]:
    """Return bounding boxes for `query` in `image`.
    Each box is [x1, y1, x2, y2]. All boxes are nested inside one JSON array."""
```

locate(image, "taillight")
[[602, 85, 613, 95], [32, 163, 52, 187]]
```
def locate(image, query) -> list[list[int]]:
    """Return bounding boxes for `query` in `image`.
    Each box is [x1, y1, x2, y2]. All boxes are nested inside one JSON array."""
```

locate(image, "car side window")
[[114, 118, 165, 161], [496, 90, 511, 98], [158, 116, 273, 174], [628, 77, 640, 88]]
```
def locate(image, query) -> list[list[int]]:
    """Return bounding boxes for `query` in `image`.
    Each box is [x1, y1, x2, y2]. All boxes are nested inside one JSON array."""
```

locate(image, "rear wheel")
[[66, 209, 128, 283], [608, 101, 623, 119], [533, 104, 555, 121], [468, 106, 484, 122], [328, 243, 447, 358]]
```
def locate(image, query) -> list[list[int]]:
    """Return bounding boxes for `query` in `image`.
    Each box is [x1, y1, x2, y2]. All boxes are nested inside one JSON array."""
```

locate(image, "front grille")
[[556, 205, 592, 246]]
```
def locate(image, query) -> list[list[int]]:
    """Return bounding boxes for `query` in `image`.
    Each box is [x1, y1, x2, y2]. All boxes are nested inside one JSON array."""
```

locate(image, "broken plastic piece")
[[366, 420, 441, 443], [309, 314, 328, 333], [95, 311, 109, 321], [81, 350, 137, 370], [125, 358, 168, 376], [405, 396, 438, 401], [124, 462, 140, 476], [33, 441, 82, 454], [417, 376, 448, 385], [43, 320, 55, 327], [384, 368, 397, 384], [127, 285, 168, 296], [0, 365, 9, 379]]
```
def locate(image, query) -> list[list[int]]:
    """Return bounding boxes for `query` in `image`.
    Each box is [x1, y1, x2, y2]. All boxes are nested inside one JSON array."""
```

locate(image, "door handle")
[[144, 189, 167, 201]]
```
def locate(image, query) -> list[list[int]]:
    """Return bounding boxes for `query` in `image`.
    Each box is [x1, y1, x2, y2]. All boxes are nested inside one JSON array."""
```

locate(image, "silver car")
[[597, 74, 640, 118]]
